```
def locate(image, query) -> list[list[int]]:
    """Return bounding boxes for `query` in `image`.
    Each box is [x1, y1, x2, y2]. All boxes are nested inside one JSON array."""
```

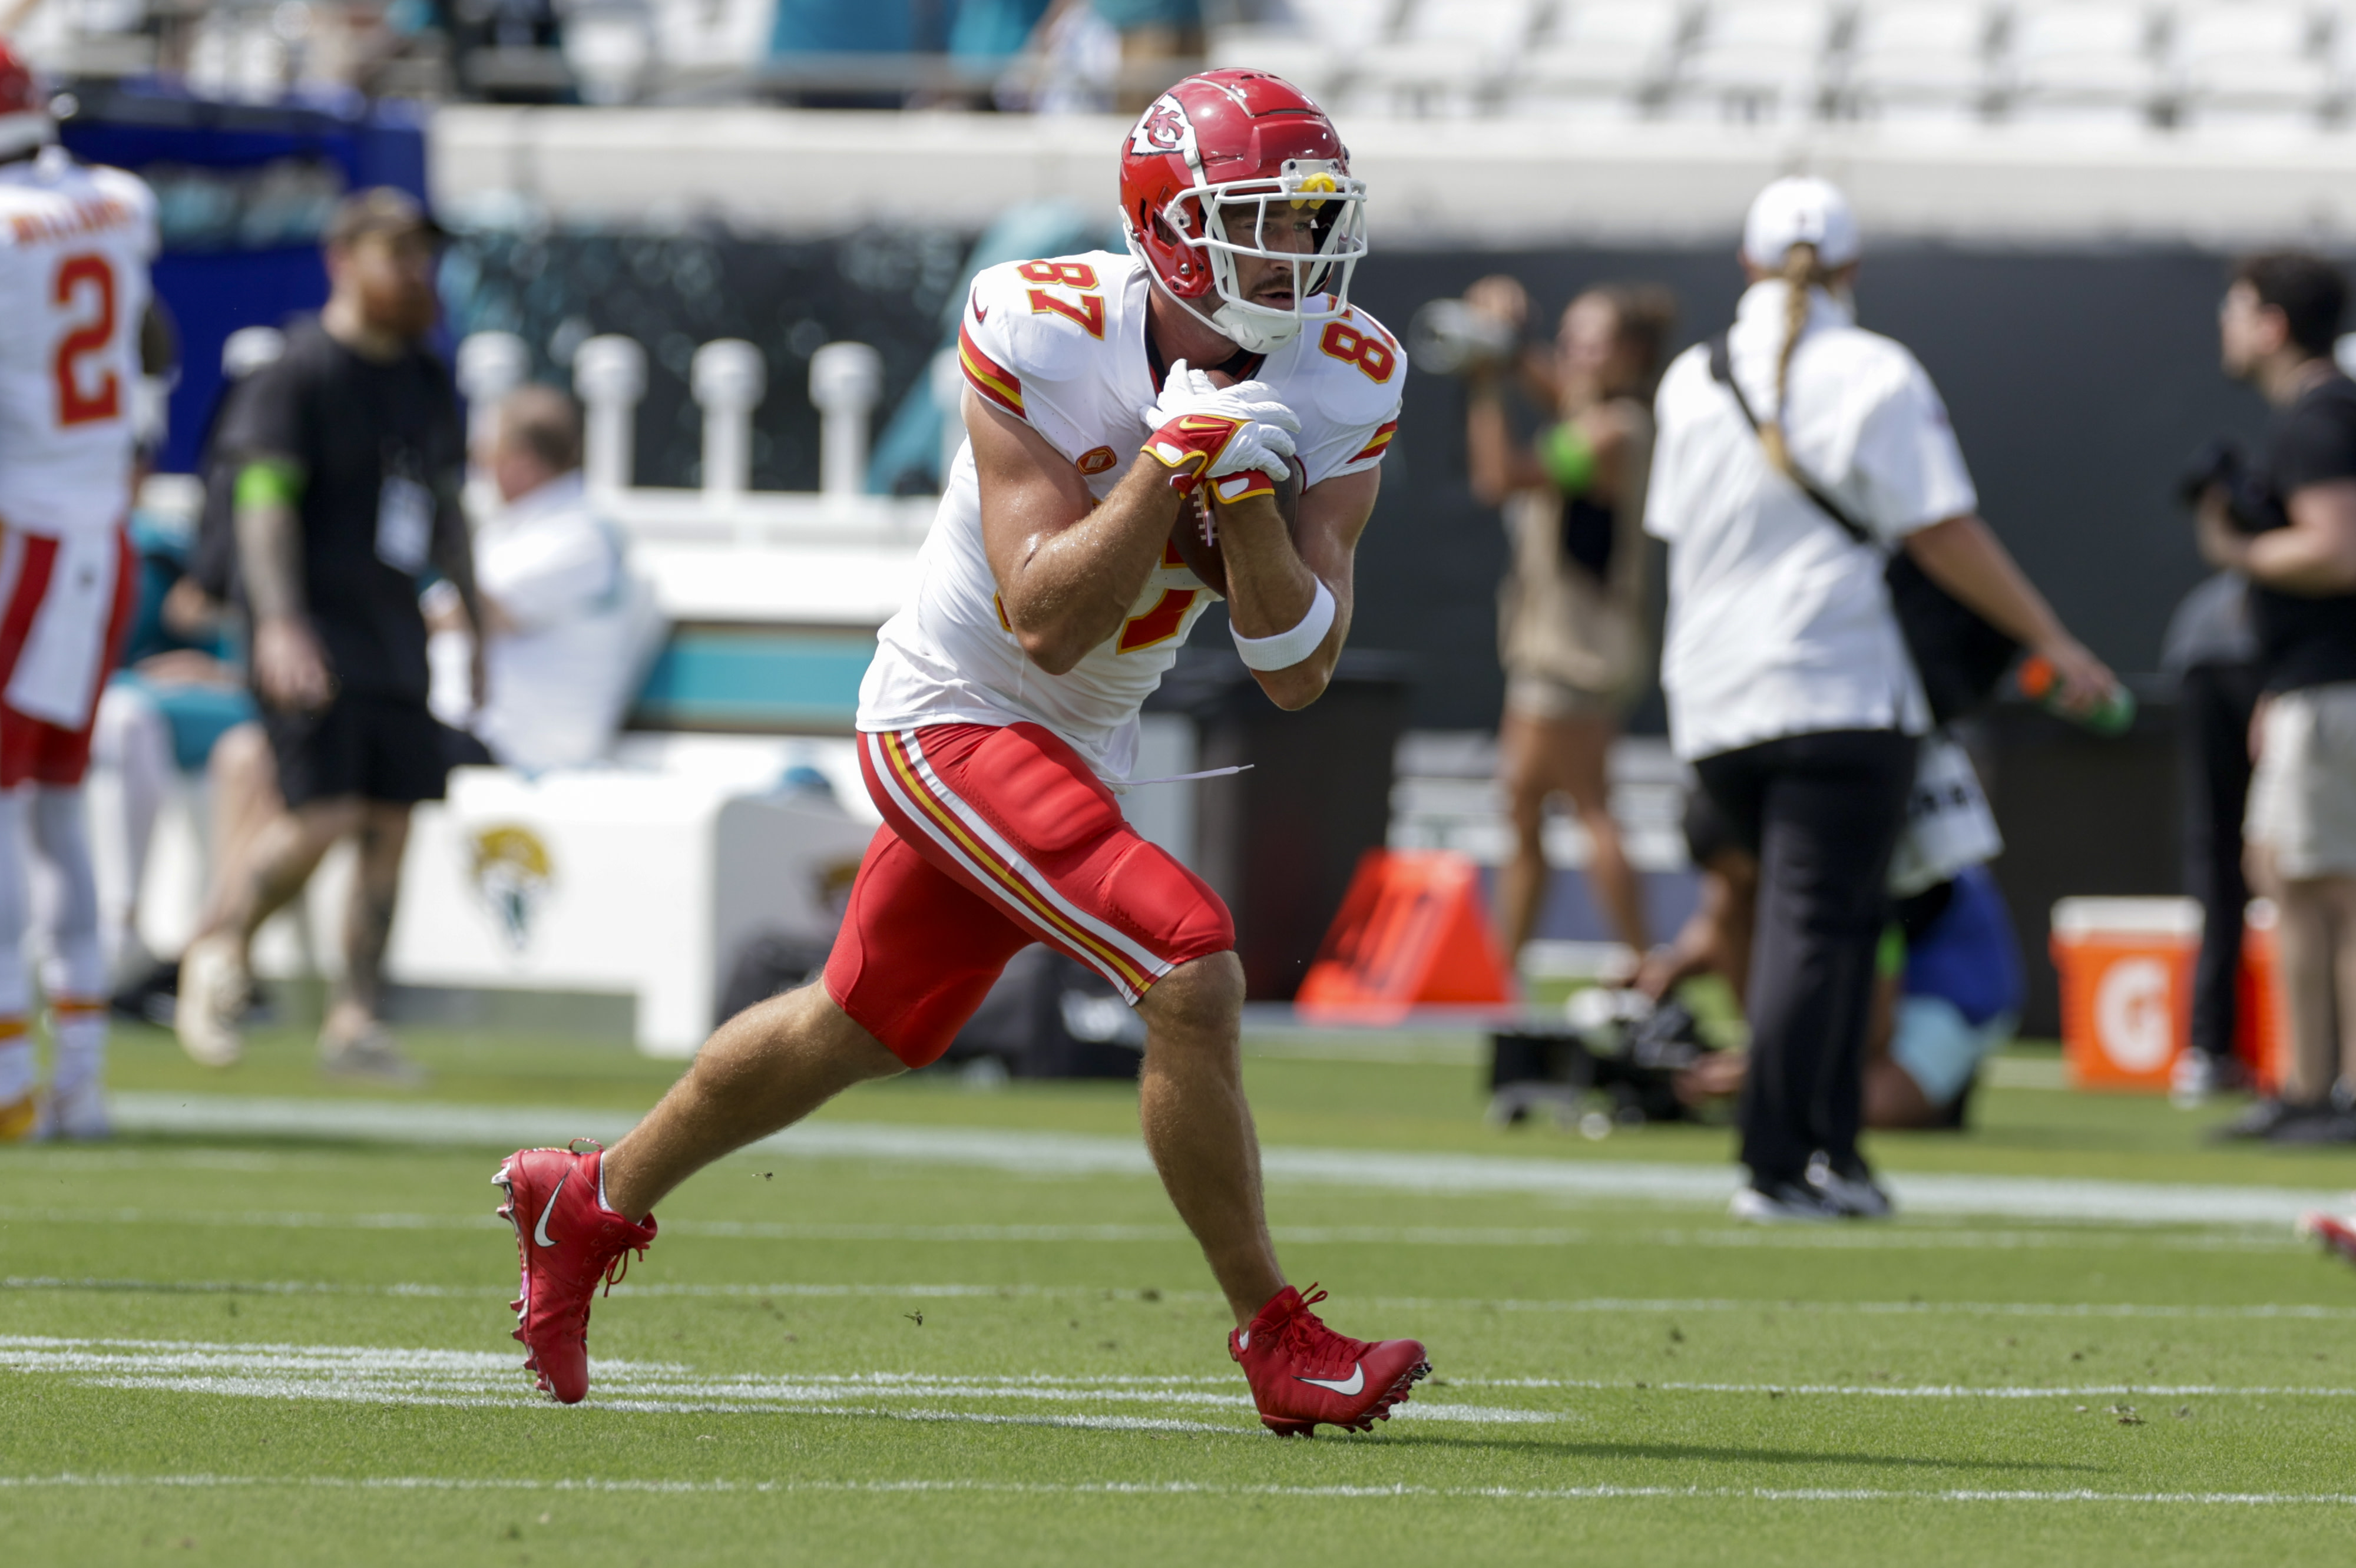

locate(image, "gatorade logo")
[[2095, 956, 2172, 1073]]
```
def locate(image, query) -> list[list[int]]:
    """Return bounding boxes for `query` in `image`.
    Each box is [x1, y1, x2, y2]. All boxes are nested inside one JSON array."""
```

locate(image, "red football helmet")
[[1119, 70, 1369, 354], [0, 42, 52, 160]]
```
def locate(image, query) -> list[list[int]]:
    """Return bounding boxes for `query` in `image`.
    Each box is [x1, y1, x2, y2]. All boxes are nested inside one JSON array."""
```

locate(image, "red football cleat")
[[2300, 1210, 2356, 1266], [492, 1141, 656, 1404], [1229, 1284, 1429, 1437]]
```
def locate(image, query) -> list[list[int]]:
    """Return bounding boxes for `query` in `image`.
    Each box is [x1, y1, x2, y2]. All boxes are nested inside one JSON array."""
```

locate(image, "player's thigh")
[[822, 824, 1037, 1070], [860, 723, 1233, 1003]]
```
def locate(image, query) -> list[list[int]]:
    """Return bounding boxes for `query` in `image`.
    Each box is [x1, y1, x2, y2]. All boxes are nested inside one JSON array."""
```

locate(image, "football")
[[1169, 455, 1305, 599]]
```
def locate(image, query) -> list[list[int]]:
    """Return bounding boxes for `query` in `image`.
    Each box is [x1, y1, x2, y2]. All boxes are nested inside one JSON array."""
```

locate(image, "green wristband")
[[234, 459, 305, 510], [1538, 422, 1597, 495], [1876, 922, 1905, 980]]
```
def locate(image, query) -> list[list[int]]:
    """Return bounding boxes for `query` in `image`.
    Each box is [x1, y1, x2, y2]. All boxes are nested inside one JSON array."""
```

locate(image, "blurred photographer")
[[1445, 276, 1675, 974], [2198, 253, 2356, 1143], [1655, 772, 2023, 1132]]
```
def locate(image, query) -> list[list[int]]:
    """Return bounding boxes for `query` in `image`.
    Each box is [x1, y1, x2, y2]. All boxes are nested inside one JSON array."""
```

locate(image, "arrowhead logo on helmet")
[[1118, 70, 1370, 357]]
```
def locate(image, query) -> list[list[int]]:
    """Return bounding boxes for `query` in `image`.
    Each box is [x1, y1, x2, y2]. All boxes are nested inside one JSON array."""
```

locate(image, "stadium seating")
[[24, 0, 2356, 145], [1664, 0, 1840, 126], [1840, 1, 1996, 124], [2172, 3, 2330, 130], [1505, 0, 1689, 120]]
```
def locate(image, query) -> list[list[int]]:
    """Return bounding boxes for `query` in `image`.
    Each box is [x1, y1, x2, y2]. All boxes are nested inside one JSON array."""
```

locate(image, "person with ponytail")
[[1645, 177, 2114, 1222]]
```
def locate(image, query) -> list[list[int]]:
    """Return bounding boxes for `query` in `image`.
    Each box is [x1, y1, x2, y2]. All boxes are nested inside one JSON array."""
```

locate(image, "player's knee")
[[699, 981, 902, 1093], [1139, 950, 1243, 1043]]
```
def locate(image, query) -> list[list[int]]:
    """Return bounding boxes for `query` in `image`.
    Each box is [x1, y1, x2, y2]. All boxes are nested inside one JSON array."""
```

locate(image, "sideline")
[[103, 1093, 2347, 1226], [5, 1471, 2355, 1507]]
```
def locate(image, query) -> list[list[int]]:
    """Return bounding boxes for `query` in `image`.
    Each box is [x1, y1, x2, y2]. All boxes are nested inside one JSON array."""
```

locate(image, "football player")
[[0, 45, 165, 1143], [495, 70, 1425, 1434]]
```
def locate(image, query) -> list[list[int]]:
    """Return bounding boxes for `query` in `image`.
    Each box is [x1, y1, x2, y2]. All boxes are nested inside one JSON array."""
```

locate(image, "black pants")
[[2179, 661, 2264, 1063], [1695, 729, 1917, 1186]]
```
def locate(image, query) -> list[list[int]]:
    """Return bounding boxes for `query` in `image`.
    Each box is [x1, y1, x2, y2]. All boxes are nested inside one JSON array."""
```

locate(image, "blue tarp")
[[58, 85, 432, 474]]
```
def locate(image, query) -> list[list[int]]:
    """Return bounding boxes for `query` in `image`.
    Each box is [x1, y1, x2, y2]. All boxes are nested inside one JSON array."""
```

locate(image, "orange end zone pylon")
[[1295, 849, 1518, 1025]]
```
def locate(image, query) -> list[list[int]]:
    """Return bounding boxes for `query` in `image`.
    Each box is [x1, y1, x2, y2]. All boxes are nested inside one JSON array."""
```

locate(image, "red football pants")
[[824, 722, 1235, 1067]]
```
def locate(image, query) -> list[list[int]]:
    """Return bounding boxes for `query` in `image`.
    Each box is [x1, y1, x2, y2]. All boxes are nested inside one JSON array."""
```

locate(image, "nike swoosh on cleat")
[[1295, 1364, 1365, 1397], [971, 292, 988, 322], [533, 1172, 568, 1248]]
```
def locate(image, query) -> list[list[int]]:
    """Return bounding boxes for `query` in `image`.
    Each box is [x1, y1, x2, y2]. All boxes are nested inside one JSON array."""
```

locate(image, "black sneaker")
[[2213, 1098, 2331, 1142], [2269, 1110, 2356, 1146], [1729, 1179, 1848, 1223], [1809, 1153, 1895, 1219]]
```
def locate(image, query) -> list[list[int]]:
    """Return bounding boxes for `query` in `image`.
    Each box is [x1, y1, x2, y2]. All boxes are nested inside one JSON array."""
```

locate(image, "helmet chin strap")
[[1209, 301, 1302, 354], [1131, 229, 1304, 359]]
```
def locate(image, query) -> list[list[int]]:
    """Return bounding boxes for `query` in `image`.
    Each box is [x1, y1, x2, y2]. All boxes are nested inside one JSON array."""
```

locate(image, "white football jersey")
[[858, 250, 1402, 778], [0, 148, 157, 538]]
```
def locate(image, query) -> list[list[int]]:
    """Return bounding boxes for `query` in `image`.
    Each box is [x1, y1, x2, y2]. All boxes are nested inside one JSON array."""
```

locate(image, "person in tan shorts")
[[2198, 252, 2356, 1143], [1461, 276, 1675, 971]]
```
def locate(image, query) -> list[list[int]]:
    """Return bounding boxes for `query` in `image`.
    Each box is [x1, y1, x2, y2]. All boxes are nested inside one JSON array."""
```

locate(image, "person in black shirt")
[[2199, 251, 2356, 1142], [174, 188, 482, 1083]]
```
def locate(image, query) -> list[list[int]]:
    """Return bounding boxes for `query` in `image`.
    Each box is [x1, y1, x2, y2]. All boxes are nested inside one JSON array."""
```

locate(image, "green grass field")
[[7, 1018, 2356, 1565]]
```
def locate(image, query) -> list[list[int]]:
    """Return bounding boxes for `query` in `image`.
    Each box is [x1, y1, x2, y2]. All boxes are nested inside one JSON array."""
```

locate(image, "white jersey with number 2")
[[857, 249, 1402, 779], [0, 147, 158, 538]]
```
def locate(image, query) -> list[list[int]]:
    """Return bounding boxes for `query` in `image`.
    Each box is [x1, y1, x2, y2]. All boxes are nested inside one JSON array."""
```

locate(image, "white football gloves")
[[1137, 359, 1300, 500]]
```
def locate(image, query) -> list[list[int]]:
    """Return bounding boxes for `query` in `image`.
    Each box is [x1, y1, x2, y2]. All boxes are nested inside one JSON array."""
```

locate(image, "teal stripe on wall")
[[631, 629, 878, 730]]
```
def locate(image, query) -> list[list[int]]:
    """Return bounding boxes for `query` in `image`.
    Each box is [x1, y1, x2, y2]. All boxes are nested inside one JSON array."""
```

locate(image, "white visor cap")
[[1742, 176, 1861, 270]]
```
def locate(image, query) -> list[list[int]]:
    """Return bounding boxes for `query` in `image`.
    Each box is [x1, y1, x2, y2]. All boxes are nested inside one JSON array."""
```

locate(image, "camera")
[[1405, 296, 1518, 377], [2177, 436, 2281, 534]]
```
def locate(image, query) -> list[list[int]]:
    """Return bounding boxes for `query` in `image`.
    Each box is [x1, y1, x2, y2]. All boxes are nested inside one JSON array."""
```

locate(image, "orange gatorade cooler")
[[2050, 897, 2201, 1090]]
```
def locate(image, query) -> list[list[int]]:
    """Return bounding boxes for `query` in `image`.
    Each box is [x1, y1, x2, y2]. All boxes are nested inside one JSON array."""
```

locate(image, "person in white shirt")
[[429, 385, 657, 773], [1646, 176, 2113, 1222]]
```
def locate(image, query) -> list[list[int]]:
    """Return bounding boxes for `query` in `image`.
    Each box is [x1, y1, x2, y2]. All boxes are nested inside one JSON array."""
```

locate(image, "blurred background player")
[[0, 43, 167, 1142], [2199, 253, 2356, 1143], [1646, 176, 2114, 1221], [173, 188, 481, 1083], [90, 326, 283, 1018], [493, 71, 1430, 1436], [425, 384, 663, 773], [1457, 273, 1673, 978]]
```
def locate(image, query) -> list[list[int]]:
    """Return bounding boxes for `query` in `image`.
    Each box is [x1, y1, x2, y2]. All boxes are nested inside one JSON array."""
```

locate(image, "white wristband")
[[1231, 578, 1336, 671]]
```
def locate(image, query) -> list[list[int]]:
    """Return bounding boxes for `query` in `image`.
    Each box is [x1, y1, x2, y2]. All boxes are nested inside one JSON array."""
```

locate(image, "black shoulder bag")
[[1706, 335, 2017, 726]]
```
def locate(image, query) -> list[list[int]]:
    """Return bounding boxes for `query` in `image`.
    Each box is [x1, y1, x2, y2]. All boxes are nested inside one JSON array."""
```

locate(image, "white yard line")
[[10, 1276, 2352, 1322], [101, 1093, 2352, 1227], [1, 1473, 2352, 1506], [6, 1337, 2354, 1412], [0, 1208, 2309, 1253]]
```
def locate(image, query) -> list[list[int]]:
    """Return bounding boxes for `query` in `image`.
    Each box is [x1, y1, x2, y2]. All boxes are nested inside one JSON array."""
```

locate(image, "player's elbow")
[[1252, 661, 1330, 711], [1016, 625, 1087, 677]]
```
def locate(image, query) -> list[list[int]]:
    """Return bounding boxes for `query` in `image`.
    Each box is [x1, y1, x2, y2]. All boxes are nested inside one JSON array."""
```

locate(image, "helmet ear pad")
[[1146, 207, 1215, 299]]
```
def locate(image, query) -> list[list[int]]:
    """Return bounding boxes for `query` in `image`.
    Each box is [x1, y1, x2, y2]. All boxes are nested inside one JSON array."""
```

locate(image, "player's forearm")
[[1218, 495, 1317, 638], [1002, 459, 1180, 672], [234, 501, 306, 624], [1222, 496, 1345, 709]]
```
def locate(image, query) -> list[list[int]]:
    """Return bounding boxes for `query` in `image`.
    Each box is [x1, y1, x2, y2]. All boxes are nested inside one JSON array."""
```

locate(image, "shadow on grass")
[[1369, 1433, 2102, 1473]]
